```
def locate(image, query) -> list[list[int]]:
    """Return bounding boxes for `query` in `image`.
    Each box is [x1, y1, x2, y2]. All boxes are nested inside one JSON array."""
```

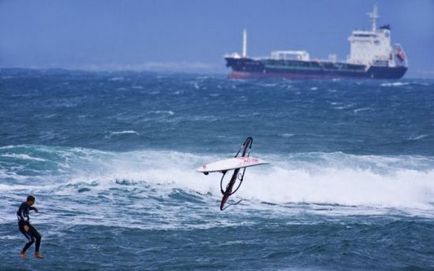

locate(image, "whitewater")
[[1, 69, 433, 270]]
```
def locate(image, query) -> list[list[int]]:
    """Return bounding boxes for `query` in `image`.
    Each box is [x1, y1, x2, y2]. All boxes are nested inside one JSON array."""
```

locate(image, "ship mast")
[[368, 5, 379, 31], [242, 29, 247, 58]]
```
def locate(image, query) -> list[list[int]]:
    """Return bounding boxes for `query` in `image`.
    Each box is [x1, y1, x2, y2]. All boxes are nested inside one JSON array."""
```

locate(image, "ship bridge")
[[347, 5, 407, 68]]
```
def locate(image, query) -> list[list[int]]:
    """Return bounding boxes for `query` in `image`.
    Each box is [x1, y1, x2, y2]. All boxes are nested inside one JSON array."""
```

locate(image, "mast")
[[242, 29, 247, 58], [368, 5, 379, 31]]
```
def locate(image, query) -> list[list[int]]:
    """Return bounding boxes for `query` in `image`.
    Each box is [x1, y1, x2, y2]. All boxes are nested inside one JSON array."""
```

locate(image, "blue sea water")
[[0, 69, 434, 270]]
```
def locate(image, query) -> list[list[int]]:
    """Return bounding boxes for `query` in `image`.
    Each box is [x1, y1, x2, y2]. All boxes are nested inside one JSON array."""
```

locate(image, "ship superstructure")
[[224, 6, 407, 79]]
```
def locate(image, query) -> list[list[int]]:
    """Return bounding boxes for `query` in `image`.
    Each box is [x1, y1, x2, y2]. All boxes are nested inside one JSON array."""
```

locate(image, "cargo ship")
[[224, 6, 407, 79]]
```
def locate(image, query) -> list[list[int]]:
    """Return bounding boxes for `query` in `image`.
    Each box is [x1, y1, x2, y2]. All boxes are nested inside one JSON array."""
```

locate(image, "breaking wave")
[[1, 145, 434, 223]]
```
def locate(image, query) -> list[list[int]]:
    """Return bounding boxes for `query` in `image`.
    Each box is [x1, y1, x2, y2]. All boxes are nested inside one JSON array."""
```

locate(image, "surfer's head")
[[27, 195, 35, 206]]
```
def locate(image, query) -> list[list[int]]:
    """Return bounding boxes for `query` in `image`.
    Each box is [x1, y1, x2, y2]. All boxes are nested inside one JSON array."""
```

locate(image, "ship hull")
[[225, 57, 407, 80]]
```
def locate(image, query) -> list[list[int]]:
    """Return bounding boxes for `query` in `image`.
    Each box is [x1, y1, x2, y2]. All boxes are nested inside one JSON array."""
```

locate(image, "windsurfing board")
[[197, 157, 268, 174]]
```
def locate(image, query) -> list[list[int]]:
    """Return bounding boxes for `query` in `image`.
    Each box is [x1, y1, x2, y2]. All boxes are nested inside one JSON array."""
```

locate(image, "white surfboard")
[[197, 156, 268, 173]]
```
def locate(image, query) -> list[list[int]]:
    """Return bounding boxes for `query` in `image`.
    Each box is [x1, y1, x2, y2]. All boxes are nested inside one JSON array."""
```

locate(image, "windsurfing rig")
[[218, 137, 253, 210], [197, 136, 267, 211]]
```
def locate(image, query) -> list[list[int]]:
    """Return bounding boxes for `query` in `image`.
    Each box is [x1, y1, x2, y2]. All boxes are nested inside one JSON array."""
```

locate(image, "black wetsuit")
[[17, 202, 41, 253]]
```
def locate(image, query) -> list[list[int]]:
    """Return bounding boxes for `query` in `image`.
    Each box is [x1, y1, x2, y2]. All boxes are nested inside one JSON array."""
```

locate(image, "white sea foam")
[[243, 165, 434, 210], [114, 152, 434, 214], [333, 103, 355, 110], [193, 82, 200, 89], [149, 110, 174, 115], [0, 235, 20, 240], [108, 130, 139, 136], [353, 107, 372, 113], [108, 76, 124, 81], [1, 153, 47, 162], [380, 82, 410, 87], [408, 134, 429, 141], [260, 83, 278, 87], [279, 133, 296, 138], [2, 146, 434, 223]]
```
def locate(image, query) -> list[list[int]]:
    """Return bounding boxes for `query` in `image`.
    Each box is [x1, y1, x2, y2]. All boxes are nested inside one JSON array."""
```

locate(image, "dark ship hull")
[[225, 57, 407, 80]]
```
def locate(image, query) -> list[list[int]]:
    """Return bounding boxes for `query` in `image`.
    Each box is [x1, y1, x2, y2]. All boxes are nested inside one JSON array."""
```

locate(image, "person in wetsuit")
[[17, 195, 43, 259]]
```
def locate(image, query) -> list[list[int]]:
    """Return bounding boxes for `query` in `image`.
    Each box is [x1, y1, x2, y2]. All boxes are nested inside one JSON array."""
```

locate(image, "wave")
[[107, 130, 140, 137], [148, 110, 175, 115], [408, 134, 429, 141], [380, 82, 409, 87], [379, 81, 433, 88], [108, 76, 125, 82], [0, 153, 47, 162], [353, 107, 372, 114], [1, 145, 434, 217], [278, 133, 296, 138]]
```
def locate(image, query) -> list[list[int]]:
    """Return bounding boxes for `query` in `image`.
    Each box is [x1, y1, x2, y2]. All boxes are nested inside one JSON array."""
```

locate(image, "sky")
[[1, 0, 433, 77]]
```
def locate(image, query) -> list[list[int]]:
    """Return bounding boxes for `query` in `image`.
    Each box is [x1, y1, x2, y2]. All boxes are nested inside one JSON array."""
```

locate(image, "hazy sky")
[[1, 0, 433, 77]]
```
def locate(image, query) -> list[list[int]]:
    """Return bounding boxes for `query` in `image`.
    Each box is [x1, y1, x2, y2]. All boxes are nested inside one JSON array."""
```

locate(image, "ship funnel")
[[242, 29, 247, 58]]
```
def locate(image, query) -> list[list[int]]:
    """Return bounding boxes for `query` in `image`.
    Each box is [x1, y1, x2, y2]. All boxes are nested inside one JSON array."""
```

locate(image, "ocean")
[[0, 69, 433, 270]]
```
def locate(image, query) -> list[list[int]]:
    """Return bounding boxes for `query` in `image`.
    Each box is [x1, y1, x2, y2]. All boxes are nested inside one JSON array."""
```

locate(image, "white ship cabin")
[[347, 5, 406, 67], [271, 50, 310, 61]]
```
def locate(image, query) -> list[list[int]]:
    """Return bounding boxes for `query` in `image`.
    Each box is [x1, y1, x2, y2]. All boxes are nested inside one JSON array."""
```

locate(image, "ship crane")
[[242, 29, 247, 58]]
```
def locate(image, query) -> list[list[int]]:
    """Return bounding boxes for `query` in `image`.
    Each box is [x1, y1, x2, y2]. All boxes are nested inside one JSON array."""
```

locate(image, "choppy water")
[[1, 69, 434, 270]]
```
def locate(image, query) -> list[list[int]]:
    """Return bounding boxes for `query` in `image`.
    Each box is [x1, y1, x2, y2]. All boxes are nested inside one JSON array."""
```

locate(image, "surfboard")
[[197, 156, 268, 174]]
